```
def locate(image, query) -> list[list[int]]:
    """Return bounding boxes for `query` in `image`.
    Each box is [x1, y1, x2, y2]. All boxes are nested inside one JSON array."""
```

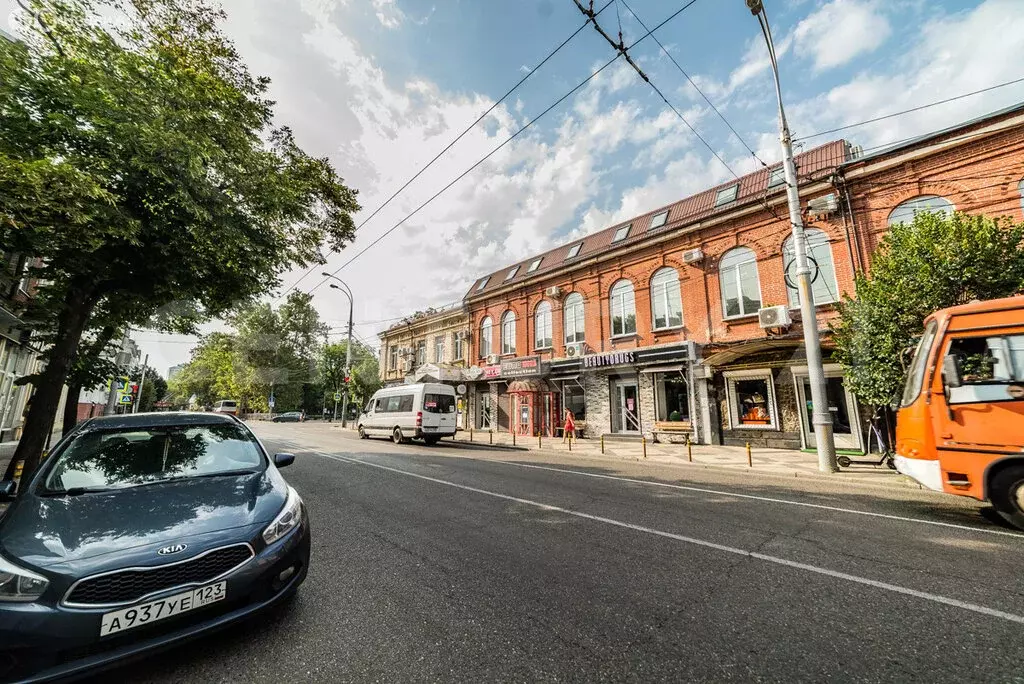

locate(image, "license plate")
[[422, 426, 435, 432], [99, 581, 226, 636]]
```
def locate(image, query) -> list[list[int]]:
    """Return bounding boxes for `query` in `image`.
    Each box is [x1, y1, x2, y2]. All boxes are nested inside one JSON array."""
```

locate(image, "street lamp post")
[[322, 273, 355, 428], [745, 0, 837, 472]]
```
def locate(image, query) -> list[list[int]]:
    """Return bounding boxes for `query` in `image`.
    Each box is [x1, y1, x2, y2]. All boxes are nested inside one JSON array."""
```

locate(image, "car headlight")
[[0, 555, 49, 602], [262, 486, 303, 545]]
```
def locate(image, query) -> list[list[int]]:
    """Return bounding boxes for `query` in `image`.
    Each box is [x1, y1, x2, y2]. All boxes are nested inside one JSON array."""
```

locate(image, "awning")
[[548, 374, 579, 382], [639, 364, 684, 374]]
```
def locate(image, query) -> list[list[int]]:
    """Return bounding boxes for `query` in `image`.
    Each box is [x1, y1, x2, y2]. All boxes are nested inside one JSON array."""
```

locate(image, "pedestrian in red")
[[562, 409, 576, 443]]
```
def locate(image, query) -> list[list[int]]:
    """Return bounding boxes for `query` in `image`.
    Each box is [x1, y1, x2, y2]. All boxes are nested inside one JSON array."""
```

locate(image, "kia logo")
[[157, 543, 188, 556]]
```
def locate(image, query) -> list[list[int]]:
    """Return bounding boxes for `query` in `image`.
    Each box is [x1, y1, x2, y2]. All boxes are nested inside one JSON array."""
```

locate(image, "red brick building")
[[458, 104, 1024, 449]]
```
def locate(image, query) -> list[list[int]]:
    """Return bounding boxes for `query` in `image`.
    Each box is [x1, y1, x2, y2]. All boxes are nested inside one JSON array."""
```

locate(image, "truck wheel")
[[392, 427, 405, 445], [989, 465, 1024, 531]]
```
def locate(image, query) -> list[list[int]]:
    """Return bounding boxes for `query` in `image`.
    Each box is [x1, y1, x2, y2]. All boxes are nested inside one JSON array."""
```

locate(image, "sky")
[[6, 0, 1024, 378]]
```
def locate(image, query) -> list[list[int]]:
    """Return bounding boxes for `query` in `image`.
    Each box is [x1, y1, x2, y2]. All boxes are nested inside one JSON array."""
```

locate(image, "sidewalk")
[[331, 424, 920, 490], [0, 429, 63, 479]]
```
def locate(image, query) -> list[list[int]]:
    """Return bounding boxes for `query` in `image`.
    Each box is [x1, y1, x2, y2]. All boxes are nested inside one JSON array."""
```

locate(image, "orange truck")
[[895, 295, 1024, 529]]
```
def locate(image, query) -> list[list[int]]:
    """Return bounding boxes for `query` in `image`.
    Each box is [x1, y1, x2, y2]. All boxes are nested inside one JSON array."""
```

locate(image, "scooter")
[[837, 451, 896, 469]]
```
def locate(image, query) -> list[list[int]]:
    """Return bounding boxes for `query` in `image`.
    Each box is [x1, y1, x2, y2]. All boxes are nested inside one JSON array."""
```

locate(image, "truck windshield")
[[423, 393, 456, 413], [901, 320, 939, 407]]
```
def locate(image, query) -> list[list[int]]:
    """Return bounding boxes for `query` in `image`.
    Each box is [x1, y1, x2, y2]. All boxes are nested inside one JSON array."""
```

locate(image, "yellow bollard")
[[489, 430, 493, 445], [642, 436, 647, 459], [538, 432, 542, 449], [470, 427, 473, 442], [746, 442, 752, 468], [601, 434, 605, 454], [512, 430, 516, 447], [686, 434, 692, 462], [14, 460, 24, 480]]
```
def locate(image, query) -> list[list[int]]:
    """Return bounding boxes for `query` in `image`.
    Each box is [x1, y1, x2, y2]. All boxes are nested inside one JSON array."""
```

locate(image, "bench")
[[652, 421, 693, 443]]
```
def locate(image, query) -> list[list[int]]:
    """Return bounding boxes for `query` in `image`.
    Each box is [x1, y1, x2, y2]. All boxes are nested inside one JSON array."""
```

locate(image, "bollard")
[[512, 430, 516, 447], [489, 430, 493, 445], [601, 434, 605, 454], [746, 442, 752, 468], [686, 434, 692, 462], [642, 436, 647, 459], [568, 434, 572, 452], [470, 427, 473, 442], [538, 432, 542, 449]]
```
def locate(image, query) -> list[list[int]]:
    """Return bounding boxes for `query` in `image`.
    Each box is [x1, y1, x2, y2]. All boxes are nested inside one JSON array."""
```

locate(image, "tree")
[[135, 366, 168, 412], [832, 212, 1024, 409], [168, 333, 241, 409], [0, 0, 359, 477]]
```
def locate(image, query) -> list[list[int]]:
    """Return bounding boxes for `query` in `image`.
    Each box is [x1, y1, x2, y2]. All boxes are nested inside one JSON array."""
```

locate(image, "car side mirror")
[[273, 453, 295, 468], [942, 355, 962, 388], [0, 480, 16, 501]]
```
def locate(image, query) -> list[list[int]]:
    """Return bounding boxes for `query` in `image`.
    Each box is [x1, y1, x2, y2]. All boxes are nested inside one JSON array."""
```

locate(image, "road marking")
[[478, 461, 1024, 539], [315, 451, 1024, 625]]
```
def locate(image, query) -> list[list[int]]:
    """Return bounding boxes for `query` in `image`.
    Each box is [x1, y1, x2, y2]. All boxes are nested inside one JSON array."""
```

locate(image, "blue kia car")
[[0, 412, 310, 682]]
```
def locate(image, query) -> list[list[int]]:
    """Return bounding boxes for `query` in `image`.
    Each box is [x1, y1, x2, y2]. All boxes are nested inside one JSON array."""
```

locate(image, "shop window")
[[719, 247, 761, 318], [479, 317, 493, 358], [887, 195, 953, 227], [609, 279, 636, 337], [783, 229, 838, 307], [562, 383, 586, 421], [501, 311, 516, 355], [564, 292, 585, 344], [479, 393, 493, 429], [655, 373, 689, 422], [650, 267, 683, 330], [534, 301, 552, 349], [725, 372, 777, 429]]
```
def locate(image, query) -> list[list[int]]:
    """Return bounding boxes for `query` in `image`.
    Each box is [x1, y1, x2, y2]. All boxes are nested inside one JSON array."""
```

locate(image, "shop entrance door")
[[796, 374, 860, 450], [610, 378, 641, 433]]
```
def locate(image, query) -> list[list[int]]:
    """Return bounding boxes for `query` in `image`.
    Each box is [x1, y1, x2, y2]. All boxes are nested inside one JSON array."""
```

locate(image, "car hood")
[[0, 469, 288, 568]]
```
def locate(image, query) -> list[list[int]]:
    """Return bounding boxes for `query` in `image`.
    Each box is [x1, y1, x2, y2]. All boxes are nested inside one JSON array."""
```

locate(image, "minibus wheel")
[[989, 465, 1024, 530]]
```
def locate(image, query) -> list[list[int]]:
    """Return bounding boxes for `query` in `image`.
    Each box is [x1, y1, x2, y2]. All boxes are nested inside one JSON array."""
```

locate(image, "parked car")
[[0, 412, 310, 682], [358, 383, 457, 445], [272, 412, 304, 423]]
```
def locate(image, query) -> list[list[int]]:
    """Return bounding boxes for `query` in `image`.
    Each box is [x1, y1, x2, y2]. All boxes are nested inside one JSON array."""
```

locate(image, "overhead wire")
[[306, 0, 705, 297], [274, 1, 615, 301]]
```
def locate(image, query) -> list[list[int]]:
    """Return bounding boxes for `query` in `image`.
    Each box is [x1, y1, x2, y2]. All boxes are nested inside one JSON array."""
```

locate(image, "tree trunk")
[[62, 384, 82, 438], [5, 286, 96, 483]]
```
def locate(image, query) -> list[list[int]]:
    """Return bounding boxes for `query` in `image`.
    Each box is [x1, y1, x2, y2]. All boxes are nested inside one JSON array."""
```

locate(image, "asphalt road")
[[103, 422, 1024, 683]]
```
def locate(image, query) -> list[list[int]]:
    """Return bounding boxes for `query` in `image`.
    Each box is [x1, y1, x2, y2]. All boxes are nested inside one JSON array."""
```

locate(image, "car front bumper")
[[1, 521, 310, 683]]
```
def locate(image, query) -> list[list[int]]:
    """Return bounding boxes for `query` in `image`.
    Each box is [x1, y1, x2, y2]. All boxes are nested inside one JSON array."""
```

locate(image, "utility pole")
[[104, 328, 131, 416], [133, 353, 148, 414], [745, 0, 837, 472], [322, 273, 355, 428]]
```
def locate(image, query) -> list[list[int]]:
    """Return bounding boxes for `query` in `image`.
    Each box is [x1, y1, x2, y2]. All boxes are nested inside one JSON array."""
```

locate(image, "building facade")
[[377, 306, 473, 427], [458, 104, 1024, 449], [0, 255, 43, 443]]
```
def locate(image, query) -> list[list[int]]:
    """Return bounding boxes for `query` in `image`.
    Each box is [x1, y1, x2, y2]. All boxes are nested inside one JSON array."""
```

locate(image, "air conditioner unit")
[[486, 354, 501, 364], [758, 305, 792, 329], [807, 193, 839, 217], [544, 286, 562, 298], [682, 248, 704, 264], [564, 342, 585, 358]]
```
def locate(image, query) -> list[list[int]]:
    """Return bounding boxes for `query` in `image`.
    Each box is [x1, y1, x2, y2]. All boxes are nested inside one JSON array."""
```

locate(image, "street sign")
[[268, 397, 275, 409], [456, 384, 467, 395], [333, 392, 341, 402], [118, 394, 132, 405]]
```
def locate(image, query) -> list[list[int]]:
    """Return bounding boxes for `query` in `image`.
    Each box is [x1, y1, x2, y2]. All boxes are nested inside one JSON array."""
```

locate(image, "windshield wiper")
[[40, 486, 115, 497]]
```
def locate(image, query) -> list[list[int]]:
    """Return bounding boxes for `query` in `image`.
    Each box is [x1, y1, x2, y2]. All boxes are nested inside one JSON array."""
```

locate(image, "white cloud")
[[789, 0, 1024, 148], [371, 0, 404, 29], [792, 0, 891, 71]]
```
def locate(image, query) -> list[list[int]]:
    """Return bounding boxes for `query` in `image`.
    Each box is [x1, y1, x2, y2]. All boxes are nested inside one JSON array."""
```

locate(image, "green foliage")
[[132, 365, 168, 412], [832, 212, 1024, 406], [0, 0, 359, 472], [319, 340, 381, 410]]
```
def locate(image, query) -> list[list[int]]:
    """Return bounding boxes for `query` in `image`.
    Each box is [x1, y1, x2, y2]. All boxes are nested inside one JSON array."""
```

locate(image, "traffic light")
[[343, 375, 351, 384]]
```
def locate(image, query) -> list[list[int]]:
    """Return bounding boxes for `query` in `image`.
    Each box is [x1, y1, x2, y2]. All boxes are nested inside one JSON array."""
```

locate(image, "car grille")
[[64, 544, 254, 607]]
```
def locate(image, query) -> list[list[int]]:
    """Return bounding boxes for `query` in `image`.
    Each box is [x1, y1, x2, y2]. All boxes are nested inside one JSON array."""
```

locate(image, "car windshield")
[[43, 424, 264, 492]]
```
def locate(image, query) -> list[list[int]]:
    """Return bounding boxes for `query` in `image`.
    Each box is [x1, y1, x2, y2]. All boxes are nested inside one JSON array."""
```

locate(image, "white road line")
[[478, 461, 1024, 539], [314, 451, 1024, 626]]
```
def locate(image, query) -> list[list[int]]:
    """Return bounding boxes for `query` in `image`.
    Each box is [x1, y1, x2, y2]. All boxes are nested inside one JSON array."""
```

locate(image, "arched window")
[[501, 311, 516, 355], [783, 230, 838, 307], [564, 293, 585, 345], [887, 195, 953, 227], [610, 279, 636, 337], [719, 247, 761, 318], [534, 301, 552, 349], [479, 317, 492, 358], [650, 268, 683, 329]]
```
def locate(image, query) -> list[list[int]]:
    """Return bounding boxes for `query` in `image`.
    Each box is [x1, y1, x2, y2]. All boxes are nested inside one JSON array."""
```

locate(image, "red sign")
[[483, 365, 501, 379]]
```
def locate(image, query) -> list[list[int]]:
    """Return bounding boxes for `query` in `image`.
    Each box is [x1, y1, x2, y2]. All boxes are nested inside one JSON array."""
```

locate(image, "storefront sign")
[[482, 365, 501, 379], [583, 350, 636, 369], [500, 355, 541, 378]]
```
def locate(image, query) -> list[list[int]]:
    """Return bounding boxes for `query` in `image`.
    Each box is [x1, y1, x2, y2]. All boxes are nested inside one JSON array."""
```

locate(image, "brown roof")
[[465, 140, 848, 300]]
